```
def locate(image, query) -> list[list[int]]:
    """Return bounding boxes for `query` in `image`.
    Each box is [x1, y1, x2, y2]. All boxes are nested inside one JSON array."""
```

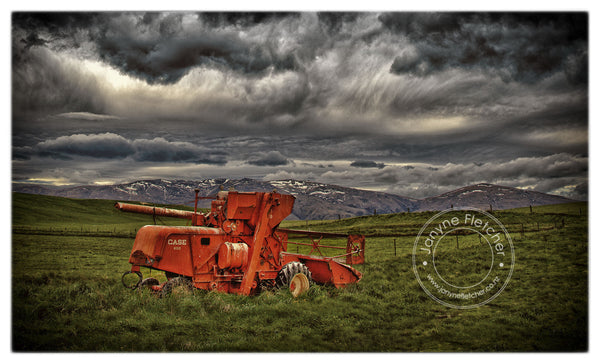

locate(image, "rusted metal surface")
[[276, 228, 350, 237], [280, 230, 365, 265], [218, 242, 249, 269], [346, 234, 366, 265], [281, 252, 363, 288], [115, 202, 196, 220], [118, 190, 365, 296]]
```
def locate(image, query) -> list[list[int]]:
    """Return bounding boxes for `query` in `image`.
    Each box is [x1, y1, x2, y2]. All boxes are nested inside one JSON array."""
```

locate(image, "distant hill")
[[12, 179, 577, 220], [417, 183, 575, 211]]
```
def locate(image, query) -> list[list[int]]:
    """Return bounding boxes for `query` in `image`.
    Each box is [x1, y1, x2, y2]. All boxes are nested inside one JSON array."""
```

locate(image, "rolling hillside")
[[13, 178, 577, 219], [417, 183, 575, 211]]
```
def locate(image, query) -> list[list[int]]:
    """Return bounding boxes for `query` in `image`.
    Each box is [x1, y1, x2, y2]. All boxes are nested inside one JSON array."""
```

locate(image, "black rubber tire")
[[122, 271, 142, 290], [276, 262, 312, 289], [160, 276, 193, 297], [138, 277, 160, 290]]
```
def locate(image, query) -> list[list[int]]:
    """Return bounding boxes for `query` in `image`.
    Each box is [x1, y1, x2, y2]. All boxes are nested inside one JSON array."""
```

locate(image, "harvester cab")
[[117, 190, 364, 297]]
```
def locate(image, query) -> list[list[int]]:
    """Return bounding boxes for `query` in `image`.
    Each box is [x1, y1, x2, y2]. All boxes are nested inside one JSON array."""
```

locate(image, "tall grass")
[[12, 193, 588, 351]]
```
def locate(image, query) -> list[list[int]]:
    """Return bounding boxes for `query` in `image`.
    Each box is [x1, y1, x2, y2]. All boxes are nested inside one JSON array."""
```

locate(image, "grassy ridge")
[[12, 193, 588, 351], [281, 204, 585, 238], [12, 192, 204, 237]]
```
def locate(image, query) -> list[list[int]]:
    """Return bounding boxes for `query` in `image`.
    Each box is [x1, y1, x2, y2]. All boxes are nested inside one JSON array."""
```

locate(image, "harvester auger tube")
[[116, 190, 365, 296]]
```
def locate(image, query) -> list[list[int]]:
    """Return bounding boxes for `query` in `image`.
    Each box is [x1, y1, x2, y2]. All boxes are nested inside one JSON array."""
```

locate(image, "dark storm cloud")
[[132, 137, 227, 164], [350, 160, 385, 169], [12, 12, 588, 130], [10, 12, 588, 200], [573, 181, 588, 199], [26, 133, 227, 165], [382, 12, 588, 84], [247, 151, 290, 166], [197, 12, 300, 28], [316, 12, 361, 33], [20, 32, 47, 49], [13, 12, 300, 85], [12, 12, 101, 34], [95, 26, 297, 84], [35, 133, 135, 158], [12, 44, 108, 119]]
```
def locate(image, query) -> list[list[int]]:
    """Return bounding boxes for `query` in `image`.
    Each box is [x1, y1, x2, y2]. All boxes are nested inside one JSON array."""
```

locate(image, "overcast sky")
[[11, 12, 588, 199]]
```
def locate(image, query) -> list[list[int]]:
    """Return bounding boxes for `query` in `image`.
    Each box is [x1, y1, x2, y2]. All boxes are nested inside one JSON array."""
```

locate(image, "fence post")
[[456, 234, 459, 249], [394, 239, 397, 256], [521, 223, 524, 238]]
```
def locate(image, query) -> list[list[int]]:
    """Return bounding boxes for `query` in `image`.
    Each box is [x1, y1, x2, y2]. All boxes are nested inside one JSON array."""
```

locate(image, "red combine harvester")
[[117, 190, 365, 297]]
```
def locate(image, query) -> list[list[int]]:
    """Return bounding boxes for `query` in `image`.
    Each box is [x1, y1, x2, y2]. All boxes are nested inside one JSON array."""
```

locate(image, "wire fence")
[[12, 219, 567, 239], [12, 225, 138, 238]]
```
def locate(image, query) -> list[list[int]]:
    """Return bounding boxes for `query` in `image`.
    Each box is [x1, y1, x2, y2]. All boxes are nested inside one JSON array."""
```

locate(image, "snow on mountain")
[[12, 179, 577, 220]]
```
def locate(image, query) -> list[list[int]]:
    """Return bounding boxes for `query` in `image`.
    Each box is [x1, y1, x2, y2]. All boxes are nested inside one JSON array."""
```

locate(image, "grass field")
[[11, 192, 588, 351]]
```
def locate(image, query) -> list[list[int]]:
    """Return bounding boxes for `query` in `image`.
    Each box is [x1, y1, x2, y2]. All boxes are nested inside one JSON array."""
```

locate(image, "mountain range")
[[12, 178, 577, 220]]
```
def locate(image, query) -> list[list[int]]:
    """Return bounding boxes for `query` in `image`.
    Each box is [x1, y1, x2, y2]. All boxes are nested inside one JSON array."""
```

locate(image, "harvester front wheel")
[[160, 276, 193, 297], [122, 271, 142, 290], [277, 262, 312, 297]]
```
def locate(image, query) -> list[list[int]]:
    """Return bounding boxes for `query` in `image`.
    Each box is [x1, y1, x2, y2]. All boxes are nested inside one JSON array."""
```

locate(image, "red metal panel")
[[226, 192, 260, 220], [158, 233, 194, 277], [346, 235, 366, 265], [282, 253, 362, 288], [267, 194, 295, 228], [129, 225, 222, 273]]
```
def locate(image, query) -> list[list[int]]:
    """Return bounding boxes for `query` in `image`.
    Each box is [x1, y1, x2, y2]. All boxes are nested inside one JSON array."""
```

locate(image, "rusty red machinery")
[[117, 189, 365, 297]]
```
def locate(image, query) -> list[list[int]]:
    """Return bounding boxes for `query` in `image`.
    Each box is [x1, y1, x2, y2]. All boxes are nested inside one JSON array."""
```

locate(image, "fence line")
[[12, 226, 136, 238], [12, 221, 562, 239]]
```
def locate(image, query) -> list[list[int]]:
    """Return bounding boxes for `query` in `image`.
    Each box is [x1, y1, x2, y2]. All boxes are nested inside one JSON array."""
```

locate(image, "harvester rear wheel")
[[160, 276, 193, 297], [276, 262, 312, 297]]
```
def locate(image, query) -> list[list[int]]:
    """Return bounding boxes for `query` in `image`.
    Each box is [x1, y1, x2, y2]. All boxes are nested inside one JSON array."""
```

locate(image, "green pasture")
[[11, 192, 588, 351]]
